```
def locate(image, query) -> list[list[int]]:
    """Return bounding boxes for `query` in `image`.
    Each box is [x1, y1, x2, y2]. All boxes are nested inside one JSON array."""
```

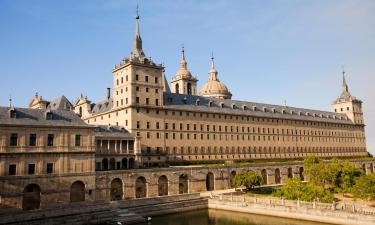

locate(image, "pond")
[[148, 209, 333, 225]]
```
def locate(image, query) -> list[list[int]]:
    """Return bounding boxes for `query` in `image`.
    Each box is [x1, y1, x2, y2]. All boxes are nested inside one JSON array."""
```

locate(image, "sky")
[[0, 0, 374, 155]]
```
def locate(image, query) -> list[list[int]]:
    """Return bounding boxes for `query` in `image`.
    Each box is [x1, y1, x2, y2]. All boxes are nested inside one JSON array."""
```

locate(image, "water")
[[148, 209, 332, 225]]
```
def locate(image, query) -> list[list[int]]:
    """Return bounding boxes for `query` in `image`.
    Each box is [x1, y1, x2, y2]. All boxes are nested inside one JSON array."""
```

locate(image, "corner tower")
[[331, 71, 364, 124], [171, 47, 198, 95]]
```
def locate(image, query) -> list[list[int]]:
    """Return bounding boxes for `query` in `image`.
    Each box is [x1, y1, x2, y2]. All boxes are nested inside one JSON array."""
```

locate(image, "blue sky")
[[0, 0, 374, 154]]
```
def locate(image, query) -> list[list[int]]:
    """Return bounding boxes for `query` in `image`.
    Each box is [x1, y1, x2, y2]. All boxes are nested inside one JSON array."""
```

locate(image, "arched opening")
[[363, 164, 366, 174], [261, 169, 267, 185], [287, 167, 293, 178], [275, 168, 281, 184], [109, 158, 116, 170], [299, 167, 304, 181], [70, 181, 85, 202], [230, 171, 236, 188], [179, 174, 188, 194], [158, 175, 168, 196], [129, 158, 135, 169], [22, 184, 41, 211], [206, 172, 215, 191], [122, 158, 128, 169], [110, 178, 123, 201], [187, 83, 192, 95], [79, 107, 82, 117], [175, 83, 179, 94], [135, 176, 147, 198], [102, 158, 108, 171]]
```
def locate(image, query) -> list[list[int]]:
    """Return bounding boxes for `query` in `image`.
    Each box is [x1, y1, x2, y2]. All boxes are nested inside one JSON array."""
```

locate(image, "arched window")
[[23, 184, 41, 210], [110, 178, 123, 201], [179, 174, 189, 194], [175, 83, 179, 94], [158, 175, 168, 196], [135, 176, 147, 198], [187, 83, 192, 95], [206, 172, 215, 191], [70, 181, 85, 202]]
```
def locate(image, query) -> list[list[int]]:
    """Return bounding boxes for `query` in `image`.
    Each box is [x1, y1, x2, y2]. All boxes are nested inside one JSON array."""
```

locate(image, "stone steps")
[[114, 208, 146, 225]]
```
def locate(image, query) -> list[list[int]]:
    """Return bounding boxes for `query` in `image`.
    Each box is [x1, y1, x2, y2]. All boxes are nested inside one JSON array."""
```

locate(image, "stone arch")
[[230, 171, 237, 188], [110, 178, 123, 201], [179, 174, 189, 194], [70, 181, 85, 202], [129, 158, 135, 169], [287, 167, 293, 178], [362, 163, 366, 174], [261, 169, 267, 185], [158, 175, 168, 196], [102, 158, 108, 170], [109, 158, 116, 170], [122, 158, 128, 169], [135, 176, 147, 198], [274, 168, 281, 184], [299, 167, 304, 181], [206, 172, 215, 191], [22, 184, 41, 211]]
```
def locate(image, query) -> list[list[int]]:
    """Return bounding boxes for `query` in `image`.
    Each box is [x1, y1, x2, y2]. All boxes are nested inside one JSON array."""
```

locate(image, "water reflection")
[[149, 209, 332, 225]]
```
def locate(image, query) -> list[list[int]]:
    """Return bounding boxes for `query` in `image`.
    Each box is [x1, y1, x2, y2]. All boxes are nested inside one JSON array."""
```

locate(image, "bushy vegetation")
[[232, 170, 263, 190], [352, 173, 375, 200]]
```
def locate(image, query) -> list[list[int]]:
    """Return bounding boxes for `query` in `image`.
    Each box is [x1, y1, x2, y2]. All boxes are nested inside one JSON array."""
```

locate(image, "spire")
[[180, 45, 187, 69], [342, 70, 349, 94], [208, 52, 218, 81], [131, 4, 145, 60]]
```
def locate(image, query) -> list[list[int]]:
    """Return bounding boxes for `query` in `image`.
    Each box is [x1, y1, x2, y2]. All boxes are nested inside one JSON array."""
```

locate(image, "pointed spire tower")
[[130, 5, 146, 61], [171, 46, 198, 95], [332, 70, 364, 124], [199, 53, 232, 99]]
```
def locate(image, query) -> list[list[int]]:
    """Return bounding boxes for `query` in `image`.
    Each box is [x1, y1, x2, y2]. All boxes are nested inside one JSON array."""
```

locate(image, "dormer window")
[[183, 97, 187, 104], [220, 102, 224, 108], [306, 112, 310, 116], [290, 110, 294, 115], [45, 110, 53, 120], [281, 109, 286, 114], [253, 106, 257, 111], [298, 111, 302, 116], [242, 105, 247, 110], [208, 101, 213, 107], [195, 99, 200, 106], [263, 107, 267, 112], [9, 108, 16, 118], [232, 104, 236, 109], [271, 108, 276, 113]]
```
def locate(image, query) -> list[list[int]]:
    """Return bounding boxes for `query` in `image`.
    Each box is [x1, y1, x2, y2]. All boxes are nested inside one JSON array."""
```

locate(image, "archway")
[[158, 175, 168, 196], [110, 178, 123, 201], [22, 184, 41, 211], [261, 169, 267, 185], [135, 176, 147, 198], [102, 158, 108, 170], [206, 172, 215, 191], [175, 83, 179, 94], [70, 181, 85, 202], [299, 167, 304, 181], [122, 158, 128, 169], [274, 168, 281, 184], [187, 83, 192, 95], [363, 164, 367, 174], [287, 167, 293, 178], [129, 158, 135, 169], [179, 174, 188, 194], [230, 171, 236, 188], [109, 158, 116, 170]]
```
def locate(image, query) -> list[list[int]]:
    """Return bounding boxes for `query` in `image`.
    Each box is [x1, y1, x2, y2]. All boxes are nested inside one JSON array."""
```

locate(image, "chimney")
[[106, 88, 111, 100]]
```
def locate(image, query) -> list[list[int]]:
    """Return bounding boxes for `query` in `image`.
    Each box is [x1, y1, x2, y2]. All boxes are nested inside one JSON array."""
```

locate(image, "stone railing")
[[211, 194, 375, 216]]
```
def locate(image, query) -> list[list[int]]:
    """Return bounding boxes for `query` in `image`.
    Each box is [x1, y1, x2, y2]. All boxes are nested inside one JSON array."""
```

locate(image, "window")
[[146, 87, 149, 92], [145, 76, 149, 82], [155, 89, 159, 93], [75, 134, 81, 146], [8, 164, 16, 175], [155, 77, 158, 83], [146, 98, 149, 105], [156, 99, 159, 106], [136, 97, 140, 104], [28, 164, 35, 175], [136, 86, 140, 91], [46, 163, 53, 174], [136, 74, 139, 81], [10, 133, 18, 146], [29, 134, 37, 146], [137, 121, 140, 129], [47, 134, 54, 146]]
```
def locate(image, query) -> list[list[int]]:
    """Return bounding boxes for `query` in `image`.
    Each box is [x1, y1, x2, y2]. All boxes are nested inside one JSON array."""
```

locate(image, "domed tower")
[[199, 54, 232, 99], [171, 47, 198, 95], [331, 71, 364, 124]]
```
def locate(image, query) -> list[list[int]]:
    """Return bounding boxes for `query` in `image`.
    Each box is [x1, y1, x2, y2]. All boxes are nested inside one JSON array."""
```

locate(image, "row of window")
[[143, 132, 365, 143], [7, 162, 54, 176], [116, 74, 159, 86], [7, 133, 81, 147]]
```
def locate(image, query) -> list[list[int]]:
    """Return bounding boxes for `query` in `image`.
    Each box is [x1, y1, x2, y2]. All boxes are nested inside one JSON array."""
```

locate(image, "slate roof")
[[90, 98, 113, 116], [94, 125, 134, 139], [47, 95, 73, 111], [163, 93, 353, 124], [0, 107, 91, 127]]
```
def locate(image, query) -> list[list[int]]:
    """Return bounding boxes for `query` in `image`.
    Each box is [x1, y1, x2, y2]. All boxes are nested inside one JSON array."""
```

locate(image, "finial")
[[35, 92, 38, 97], [181, 44, 185, 60], [9, 95, 12, 108], [136, 4, 139, 19], [211, 51, 215, 68]]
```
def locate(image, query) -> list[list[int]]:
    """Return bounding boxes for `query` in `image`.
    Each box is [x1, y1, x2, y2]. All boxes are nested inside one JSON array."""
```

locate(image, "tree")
[[233, 171, 263, 190], [352, 173, 375, 200], [338, 160, 362, 192]]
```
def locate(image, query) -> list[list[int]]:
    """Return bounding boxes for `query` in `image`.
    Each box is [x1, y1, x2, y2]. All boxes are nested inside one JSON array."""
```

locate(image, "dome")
[[199, 54, 232, 99], [199, 80, 232, 99], [175, 67, 192, 79]]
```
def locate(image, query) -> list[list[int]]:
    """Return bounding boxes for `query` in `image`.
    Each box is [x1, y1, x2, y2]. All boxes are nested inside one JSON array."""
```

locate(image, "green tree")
[[233, 171, 263, 190], [338, 160, 362, 192], [352, 173, 375, 200]]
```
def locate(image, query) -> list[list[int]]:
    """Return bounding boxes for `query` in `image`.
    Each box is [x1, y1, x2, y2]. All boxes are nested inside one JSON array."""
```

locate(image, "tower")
[[331, 71, 364, 124], [171, 47, 198, 95]]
